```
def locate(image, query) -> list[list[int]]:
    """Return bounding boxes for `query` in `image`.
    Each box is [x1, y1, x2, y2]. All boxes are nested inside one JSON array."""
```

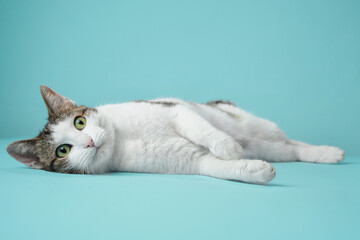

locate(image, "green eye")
[[74, 116, 86, 130], [56, 144, 71, 158]]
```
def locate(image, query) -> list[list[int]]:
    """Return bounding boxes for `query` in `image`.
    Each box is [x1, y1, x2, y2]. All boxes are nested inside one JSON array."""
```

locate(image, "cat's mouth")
[[93, 143, 104, 158]]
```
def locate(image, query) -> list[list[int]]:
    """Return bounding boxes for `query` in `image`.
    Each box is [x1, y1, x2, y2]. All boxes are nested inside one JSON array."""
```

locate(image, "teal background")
[[0, 1, 359, 240]]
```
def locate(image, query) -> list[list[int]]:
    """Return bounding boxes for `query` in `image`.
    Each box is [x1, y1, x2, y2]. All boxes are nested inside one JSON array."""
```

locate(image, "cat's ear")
[[6, 138, 43, 169], [40, 85, 76, 117]]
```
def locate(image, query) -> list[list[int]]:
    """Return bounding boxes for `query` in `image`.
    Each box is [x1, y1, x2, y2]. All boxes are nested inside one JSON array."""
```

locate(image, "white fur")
[[50, 99, 344, 184]]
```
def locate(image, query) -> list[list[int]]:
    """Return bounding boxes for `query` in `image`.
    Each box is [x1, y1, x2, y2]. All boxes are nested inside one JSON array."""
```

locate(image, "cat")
[[6, 85, 344, 184]]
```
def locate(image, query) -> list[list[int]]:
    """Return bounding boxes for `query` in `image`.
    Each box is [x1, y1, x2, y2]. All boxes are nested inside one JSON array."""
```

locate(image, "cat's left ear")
[[6, 138, 43, 169], [40, 85, 76, 117]]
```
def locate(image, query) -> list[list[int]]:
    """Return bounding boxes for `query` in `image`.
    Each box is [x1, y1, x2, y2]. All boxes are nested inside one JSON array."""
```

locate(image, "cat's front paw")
[[299, 146, 345, 163], [237, 160, 276, 184], [210, 138, 245, 160]]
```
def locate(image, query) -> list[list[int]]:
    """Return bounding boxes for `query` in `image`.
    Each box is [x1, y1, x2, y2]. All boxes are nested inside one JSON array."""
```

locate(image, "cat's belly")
[[111, 136, 207, 174]]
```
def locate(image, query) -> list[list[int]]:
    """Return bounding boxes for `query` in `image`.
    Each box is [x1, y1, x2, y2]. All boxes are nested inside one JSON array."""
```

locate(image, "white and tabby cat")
[[6, 86, 344, 184]]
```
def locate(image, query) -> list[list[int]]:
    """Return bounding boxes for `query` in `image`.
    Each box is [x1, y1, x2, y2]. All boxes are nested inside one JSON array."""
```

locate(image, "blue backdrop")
[[1, 1, 360, 240], [1, 0, 359, 155]]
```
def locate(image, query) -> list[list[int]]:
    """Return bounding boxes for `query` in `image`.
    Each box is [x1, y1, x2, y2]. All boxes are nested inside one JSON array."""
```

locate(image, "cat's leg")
[[217, 104, 345, 163], [209, 102, 344, 163], [171, 105, 245, 160], [288, 140, 344, 163], [246, 139, 344, 163], [197, 153, 276, 184], [245, 139, 299, 162]]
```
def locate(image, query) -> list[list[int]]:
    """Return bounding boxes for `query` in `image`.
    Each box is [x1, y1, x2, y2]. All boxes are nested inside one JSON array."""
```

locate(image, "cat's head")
[[6, 86, 108, 174]]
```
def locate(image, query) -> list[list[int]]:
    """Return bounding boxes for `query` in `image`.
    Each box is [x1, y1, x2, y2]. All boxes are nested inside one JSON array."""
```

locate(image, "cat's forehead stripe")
[[47, 106, 96, 124]]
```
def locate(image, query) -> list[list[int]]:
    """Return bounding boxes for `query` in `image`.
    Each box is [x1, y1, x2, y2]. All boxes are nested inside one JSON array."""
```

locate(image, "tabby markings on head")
[[6, 85, 96, 174]]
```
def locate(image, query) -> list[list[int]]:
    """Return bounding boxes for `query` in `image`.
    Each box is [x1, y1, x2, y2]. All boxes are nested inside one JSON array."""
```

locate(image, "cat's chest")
[[98, 103, 179, 149], [115, 110, 175, 140], [99, 103, 174, 132]]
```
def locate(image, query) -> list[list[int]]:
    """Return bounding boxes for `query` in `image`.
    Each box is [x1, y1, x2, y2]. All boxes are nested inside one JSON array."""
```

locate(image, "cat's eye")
[[74, 116, 86, 130], [56, 144, 71, 158]]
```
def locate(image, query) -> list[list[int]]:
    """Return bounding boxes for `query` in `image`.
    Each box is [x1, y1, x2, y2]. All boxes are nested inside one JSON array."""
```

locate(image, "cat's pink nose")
[[85, 138, 95, 148]]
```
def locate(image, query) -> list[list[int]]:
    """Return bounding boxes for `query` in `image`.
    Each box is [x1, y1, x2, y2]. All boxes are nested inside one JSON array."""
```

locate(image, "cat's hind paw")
[[299, 146, 345, 164]]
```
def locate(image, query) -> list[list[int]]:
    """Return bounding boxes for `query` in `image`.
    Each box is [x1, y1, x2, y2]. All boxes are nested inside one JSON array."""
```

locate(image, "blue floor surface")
[[0, 138, 359, 240]]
